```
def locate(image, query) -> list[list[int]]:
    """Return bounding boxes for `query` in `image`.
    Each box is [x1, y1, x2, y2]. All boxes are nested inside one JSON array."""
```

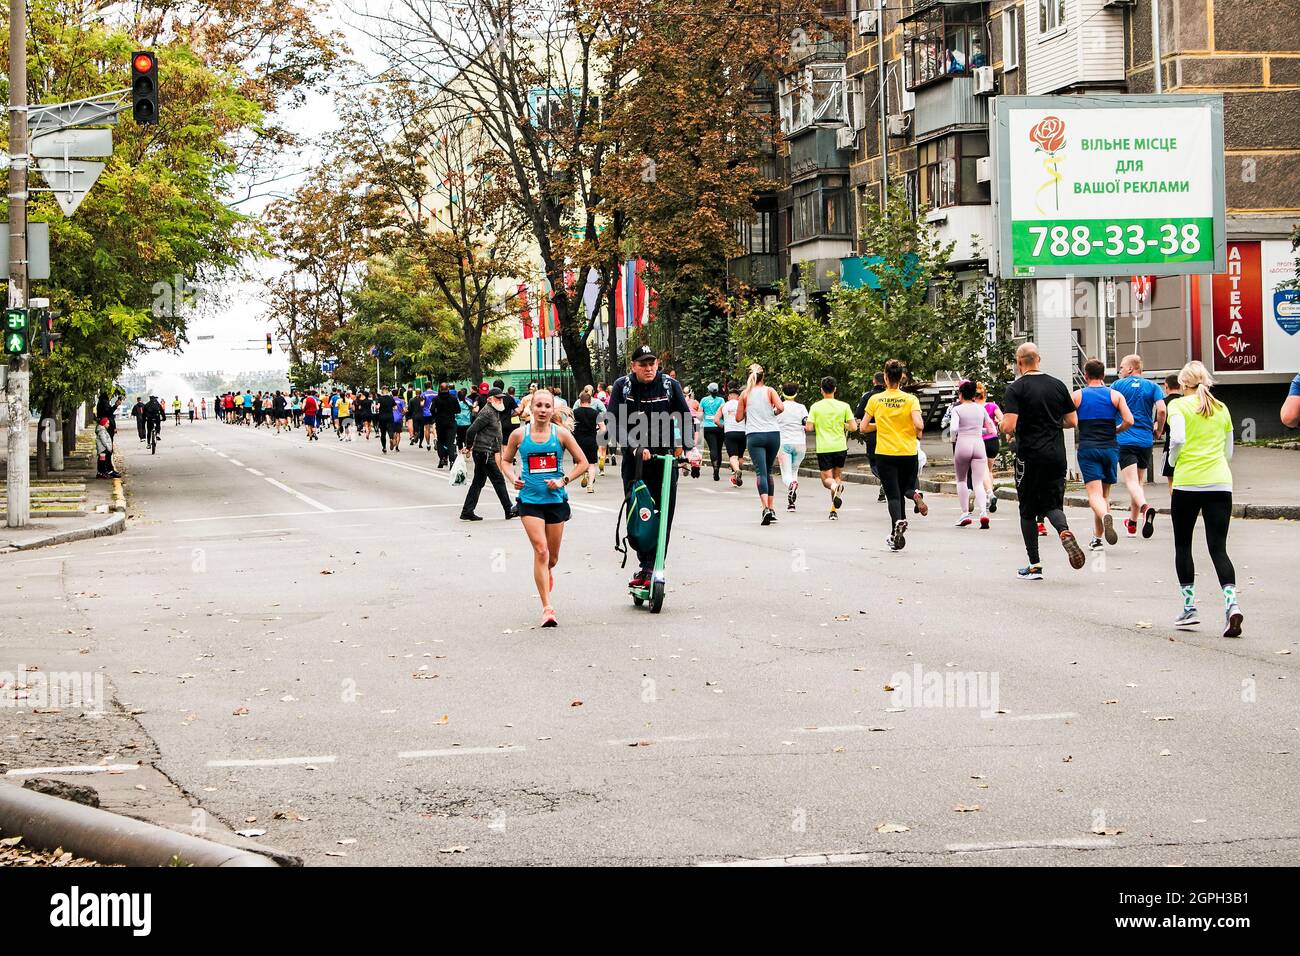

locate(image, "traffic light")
[[266, 333, 273, 354], [4, 309, 28, 356], [39, 308, 62, 355], [131, 51, 159, 125]]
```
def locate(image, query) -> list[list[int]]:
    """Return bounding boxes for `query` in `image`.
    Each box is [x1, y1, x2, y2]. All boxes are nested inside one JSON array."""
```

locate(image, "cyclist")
[[143, 395, 166, 448]]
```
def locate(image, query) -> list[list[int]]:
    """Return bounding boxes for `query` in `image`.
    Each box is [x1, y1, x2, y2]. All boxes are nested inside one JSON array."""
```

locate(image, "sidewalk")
[[0, 423, 126, 552]]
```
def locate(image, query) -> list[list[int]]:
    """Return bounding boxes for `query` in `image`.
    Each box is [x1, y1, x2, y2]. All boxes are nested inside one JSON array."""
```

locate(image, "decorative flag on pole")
[[616, 258, 652, 329], [519, 283, 533, 339]]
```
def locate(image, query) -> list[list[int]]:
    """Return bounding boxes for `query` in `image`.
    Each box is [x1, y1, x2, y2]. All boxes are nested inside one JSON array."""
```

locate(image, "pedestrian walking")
[[460, 389, 517, 521]]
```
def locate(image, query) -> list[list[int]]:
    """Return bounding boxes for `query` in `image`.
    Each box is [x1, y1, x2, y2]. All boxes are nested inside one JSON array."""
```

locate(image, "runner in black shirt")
[[573, 387, 602, 493], [1001, 342, 1084, 579], [375, 387, 397, 455]]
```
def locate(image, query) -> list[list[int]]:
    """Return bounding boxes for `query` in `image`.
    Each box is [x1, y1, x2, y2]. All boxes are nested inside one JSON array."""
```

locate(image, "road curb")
[[5, 510, 125, 552], [0, 780, 281, 867], [112, 477, 127, 512]]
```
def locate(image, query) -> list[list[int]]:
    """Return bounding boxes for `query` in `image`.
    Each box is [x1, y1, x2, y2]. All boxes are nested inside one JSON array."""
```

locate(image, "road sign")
[[30, 128, 113, 158], [0, 223, 50, 280], [34, 158, 106, 216], [993, 94, 1226, 279]]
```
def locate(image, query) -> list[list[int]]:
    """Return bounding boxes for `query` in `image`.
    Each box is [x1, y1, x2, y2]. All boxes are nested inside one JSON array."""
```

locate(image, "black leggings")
[[1171, 490, 1235, 589], [876, 453, 919, 525], [703, 428, 724, 476]]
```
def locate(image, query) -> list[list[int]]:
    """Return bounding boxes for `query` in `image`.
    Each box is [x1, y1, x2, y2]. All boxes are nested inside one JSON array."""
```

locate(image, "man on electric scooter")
[[607, 345, 695, 590]]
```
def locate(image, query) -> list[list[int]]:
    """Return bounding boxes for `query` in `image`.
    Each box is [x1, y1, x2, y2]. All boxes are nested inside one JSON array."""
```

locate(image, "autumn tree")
[[334, 79, 528, 385], [358, 0, 642, 391], [263, 156, 389, 385]]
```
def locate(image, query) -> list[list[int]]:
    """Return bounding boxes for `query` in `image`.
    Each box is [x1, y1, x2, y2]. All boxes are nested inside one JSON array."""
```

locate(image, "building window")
[[780, 64, 847, 134], [1039, 0, 1066, 34], [792, 185, 854, 243], [916, 132, 990, 209], [906, 5, 988, 90], [1002, 8, 1019, 71], [734, 210, 774, 255]]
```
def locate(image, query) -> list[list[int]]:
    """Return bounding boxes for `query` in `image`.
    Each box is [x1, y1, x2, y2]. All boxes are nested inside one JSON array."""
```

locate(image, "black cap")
[[631, 345, 657, 363], [488, 387, 504, 398]]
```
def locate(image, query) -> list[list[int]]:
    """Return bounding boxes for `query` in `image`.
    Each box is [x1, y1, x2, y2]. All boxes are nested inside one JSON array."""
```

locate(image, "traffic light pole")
[[6, 0, 30, 528]]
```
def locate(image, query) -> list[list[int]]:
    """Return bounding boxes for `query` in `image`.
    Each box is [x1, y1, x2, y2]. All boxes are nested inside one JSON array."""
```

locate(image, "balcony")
[[728, 254, 780, 289], [913, 75, 988, 139], [788, 127, 854, 183], [923, 203, 993, 265]]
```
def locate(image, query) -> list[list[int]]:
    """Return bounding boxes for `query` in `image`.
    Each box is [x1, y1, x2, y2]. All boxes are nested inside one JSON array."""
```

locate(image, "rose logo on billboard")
[[1029, 115, 1066, 214]]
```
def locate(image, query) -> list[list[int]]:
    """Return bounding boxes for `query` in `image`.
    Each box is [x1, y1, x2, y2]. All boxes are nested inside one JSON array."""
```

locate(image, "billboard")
[[1212, 239, 1300, 375], [993, 95, 1226, 279]]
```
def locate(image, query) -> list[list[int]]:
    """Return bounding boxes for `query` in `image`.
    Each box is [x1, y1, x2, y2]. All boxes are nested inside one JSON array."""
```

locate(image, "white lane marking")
[[216, 452, 229, 458], [90, 548, 159, 557], [397, 746, 525, 759], [246, 468, 264, 477], [6, 763, 139, 777], [206, 755, 337, 768], [183, 528, 297, 539], [173, 503, 458, 523], [570, 501, 615, 514], [946, 839, 1116, 852], [606, 733, 730, 746], [263, 477, 333, 513], [1004, 712, 1079, 721], [792, 725, 889, 734], [24, 570, 62, 577], [229, 458, 245, 467]]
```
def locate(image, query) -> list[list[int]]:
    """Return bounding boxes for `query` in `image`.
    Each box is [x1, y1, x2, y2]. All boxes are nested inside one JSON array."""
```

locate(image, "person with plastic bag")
[[459, 389, 516, 521]]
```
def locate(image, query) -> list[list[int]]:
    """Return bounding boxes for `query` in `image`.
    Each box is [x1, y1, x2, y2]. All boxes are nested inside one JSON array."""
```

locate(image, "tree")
[[263, 157, 387, 373], [732, 186, 1016, 401], [335, 250, 516, 388], [334, 79, 528, 385]]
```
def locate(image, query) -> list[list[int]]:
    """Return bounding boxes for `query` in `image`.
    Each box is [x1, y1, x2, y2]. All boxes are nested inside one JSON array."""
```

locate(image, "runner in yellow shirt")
[[863, 359, 927, 551]]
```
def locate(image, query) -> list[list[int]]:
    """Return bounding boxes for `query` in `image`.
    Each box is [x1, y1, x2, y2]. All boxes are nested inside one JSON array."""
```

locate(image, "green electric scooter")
[[616, 452, 686, 614]]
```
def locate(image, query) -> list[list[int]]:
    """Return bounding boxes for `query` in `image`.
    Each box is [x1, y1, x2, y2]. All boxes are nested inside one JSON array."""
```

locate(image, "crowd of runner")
[[180, 345, 1289, 639]]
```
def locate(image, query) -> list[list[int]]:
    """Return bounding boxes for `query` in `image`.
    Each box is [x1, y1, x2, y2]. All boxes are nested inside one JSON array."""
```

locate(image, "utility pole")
[[1151, 0, 1164, 94], [877, 0, 889, 218], [6, 0, 30, 528]]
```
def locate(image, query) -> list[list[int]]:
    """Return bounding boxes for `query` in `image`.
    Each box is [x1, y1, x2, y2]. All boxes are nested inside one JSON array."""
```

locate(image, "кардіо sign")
[[993, 95, 1226, 279]]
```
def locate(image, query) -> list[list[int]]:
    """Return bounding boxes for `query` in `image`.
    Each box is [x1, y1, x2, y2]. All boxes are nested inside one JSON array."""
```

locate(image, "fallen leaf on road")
[[953, 805, 981, 813], [1153, 715, 1175, 721], [244, 816, 257, 823], [876, 822, 910, 834], [436, 714, 450, 725], [705, 681, 718, 686], [338, 839, 356, 846], [319, 570, 334, 575], [412, 672, 438, 680], [280, 695, 296, 703], [1276, 649, 1292, 656], [1092, 827, 1124, 836], [1135, 622, 1153, 629], [439, 845, 469, 854], [1063, 755, 1073, 763], [232, 707, 249, 716], [883, 683, 895, 692], [1159, 749, 1173, 757], [570, 700, 583, 707], [833, 615, 850, 622], [324, 851, 346, 858], [236, 829, 266, 838], [1102, 699, 1119, 705], [0, 836, 22, 848]]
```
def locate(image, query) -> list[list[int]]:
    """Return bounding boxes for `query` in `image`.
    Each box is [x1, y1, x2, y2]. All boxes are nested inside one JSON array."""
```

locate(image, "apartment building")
[[732, 0, 1300, 432]]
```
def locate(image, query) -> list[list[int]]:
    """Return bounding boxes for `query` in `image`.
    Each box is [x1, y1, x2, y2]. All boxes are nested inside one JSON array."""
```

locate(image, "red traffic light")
[[133, 53, 155, 74]]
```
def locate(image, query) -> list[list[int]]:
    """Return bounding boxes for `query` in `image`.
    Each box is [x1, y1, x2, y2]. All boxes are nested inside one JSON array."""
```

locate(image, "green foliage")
[[8, 1, 268, 410], [676, 296, 733, 392], [333, 250, 515, 388]]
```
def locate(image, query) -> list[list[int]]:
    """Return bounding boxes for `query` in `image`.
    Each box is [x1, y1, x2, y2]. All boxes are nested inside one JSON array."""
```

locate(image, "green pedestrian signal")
[[4, 309, 27, 355]]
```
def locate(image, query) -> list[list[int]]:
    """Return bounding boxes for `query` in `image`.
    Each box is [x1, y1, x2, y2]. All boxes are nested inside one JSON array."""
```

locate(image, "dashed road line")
[[206, 755, 337, 768], [397, 746, 525, 759]]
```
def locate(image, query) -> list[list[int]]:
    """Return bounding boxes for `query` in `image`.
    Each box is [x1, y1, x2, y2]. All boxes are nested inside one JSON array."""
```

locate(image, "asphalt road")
[[3, 417, 1297, 866]]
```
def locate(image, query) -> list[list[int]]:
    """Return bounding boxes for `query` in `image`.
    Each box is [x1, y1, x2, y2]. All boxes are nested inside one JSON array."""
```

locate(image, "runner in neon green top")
[[1166, 361, 1241, 638], [805, 376, 857, 520]]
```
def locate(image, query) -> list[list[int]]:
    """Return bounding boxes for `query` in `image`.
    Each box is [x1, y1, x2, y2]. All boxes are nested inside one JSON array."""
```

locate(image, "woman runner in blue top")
[[500, 389, 589, 627], [1071, 358, 1133, 551]]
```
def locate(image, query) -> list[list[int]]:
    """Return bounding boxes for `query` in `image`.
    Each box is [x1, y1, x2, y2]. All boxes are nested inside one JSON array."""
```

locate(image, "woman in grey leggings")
[[736, 363, 785, 526]]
